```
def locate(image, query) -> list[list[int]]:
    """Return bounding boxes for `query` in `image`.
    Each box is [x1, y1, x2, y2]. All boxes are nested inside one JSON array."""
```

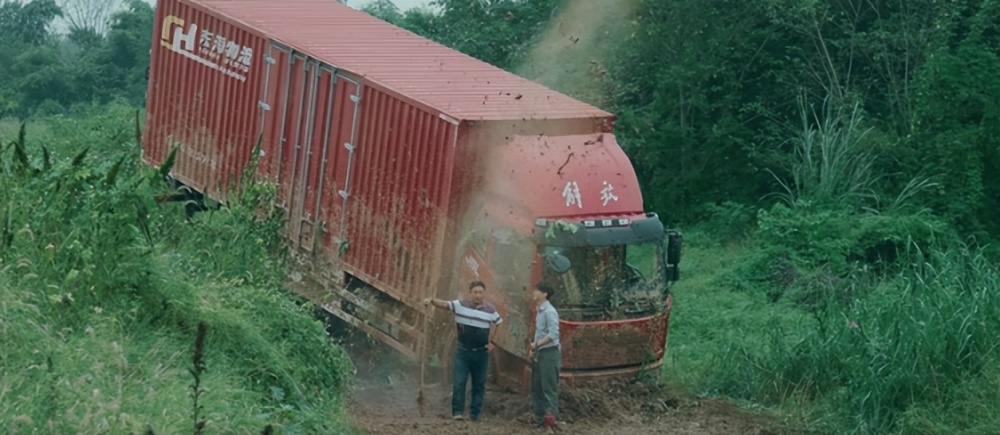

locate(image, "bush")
[[715, 242, 1000, 433], [750, 201, 949, 303], [0, 120, 355, 434], [694, 201, 758, 244]]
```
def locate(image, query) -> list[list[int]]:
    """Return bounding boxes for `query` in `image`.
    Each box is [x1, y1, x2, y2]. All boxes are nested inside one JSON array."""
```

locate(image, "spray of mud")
[[514, 0, 638, 108]]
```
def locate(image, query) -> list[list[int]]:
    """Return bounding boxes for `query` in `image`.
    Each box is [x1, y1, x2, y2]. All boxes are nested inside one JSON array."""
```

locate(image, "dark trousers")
[[531, 346, 561, 423], [452, 344, 489, 419]]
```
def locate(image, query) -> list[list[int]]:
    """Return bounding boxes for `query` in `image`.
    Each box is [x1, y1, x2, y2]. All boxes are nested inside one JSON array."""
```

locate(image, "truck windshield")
[[541, 241, 666, 321]]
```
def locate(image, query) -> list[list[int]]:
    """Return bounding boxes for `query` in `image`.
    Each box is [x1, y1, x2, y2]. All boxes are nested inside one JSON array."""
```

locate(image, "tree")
[[71, 0, 154, 106], [57, 0, 121, 35], [361, 0, 403, 24], [363, 0, 561, 70], [0, 0, 63, 45]]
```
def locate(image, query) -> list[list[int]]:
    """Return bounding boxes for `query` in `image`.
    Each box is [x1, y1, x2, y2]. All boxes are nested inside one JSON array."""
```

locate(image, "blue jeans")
[[452, 344, 489, 419]]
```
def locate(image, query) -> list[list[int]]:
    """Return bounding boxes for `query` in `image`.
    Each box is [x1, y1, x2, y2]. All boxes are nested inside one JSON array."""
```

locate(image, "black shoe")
[[470, 415, 479, 422]]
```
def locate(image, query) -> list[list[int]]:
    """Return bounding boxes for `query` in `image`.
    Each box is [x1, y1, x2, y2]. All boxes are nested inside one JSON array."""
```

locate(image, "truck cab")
[[449, 127, 682, 393]]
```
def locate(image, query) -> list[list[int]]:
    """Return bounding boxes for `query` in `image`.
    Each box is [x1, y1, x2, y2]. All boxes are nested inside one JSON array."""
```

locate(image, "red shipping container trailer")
[[143, 0, 683, 393]]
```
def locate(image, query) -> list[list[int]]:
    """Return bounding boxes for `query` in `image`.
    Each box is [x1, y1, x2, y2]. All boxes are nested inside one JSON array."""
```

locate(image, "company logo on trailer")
[[161, 15, 253, 82]]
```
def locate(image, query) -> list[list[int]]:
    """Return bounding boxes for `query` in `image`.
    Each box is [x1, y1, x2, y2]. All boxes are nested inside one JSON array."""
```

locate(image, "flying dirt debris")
[[515, 0, 639, 106]]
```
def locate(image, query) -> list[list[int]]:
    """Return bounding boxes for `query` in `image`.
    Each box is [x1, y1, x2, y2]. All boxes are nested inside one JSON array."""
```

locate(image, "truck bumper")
[[499, 295, 673, 395]]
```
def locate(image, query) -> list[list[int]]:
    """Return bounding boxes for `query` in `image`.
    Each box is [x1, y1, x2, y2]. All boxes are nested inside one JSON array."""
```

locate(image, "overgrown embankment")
[[0, 106, 356, 434], [665, 100, 1000, 434]]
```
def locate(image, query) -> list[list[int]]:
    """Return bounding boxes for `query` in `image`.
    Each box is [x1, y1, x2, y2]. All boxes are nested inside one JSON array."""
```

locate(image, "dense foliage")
[[0, 106, 355, 433], [0, 0, 151, 117], [610, 0, 999, 240]]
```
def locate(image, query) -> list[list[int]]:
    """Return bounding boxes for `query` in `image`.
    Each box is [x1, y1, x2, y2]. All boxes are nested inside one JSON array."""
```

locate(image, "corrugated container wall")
[[255, 45, 458, 299], [145, 0, 462, 303], [341, 86, 457, 298], [143, 0, 617, 307], [143, 0, 267, 200]]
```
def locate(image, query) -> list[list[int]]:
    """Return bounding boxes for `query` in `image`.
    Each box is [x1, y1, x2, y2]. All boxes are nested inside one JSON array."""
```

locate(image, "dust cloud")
[[514, 0, 638, 108]]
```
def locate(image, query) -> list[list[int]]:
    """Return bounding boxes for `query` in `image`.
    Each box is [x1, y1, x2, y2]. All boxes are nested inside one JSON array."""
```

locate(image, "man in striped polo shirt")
[[424, 280, 503, 422]]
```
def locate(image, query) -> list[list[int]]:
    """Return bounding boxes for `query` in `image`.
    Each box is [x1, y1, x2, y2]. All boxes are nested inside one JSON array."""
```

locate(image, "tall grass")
[[714, 241, 1000, 433], [660, 231, 815, 392], [767, 95, 935, 214], [768, 95, 877, 209], [0, 111, 356, 434], [674, 95, 998, 434]]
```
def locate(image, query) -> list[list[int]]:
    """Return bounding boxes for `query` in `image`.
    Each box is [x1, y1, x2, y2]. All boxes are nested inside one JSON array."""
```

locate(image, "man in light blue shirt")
[[528, 282, 560, 427]]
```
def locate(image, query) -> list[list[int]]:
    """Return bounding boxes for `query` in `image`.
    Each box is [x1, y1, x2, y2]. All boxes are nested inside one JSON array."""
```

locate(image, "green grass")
[[660, 230, 814, 392], [663, 224, 1000, 434], [656, 95, 1000, 434], [0, 112, 357, 434]]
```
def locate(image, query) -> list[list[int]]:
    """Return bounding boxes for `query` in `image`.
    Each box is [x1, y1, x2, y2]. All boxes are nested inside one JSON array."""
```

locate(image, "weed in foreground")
[[0, 116, 355, 434]]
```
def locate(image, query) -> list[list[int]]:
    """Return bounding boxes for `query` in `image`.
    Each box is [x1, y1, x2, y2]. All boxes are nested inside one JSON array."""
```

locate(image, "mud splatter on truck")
[[143, 0, 682, 394]]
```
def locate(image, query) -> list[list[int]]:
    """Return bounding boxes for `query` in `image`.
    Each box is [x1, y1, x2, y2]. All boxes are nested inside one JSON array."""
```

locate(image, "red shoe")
[[543, 412, 557, 429]]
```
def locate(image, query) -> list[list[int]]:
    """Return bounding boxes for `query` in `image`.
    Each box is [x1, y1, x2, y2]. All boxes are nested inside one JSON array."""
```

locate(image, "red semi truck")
[[143, 0, 682, 393]]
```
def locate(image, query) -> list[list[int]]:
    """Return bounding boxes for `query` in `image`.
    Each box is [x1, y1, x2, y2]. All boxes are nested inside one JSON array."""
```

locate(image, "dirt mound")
[[328, 307, 793, 434], [481, 378, 681, 424], [562, 379, 681, 422], [347, 375, 790, 435]]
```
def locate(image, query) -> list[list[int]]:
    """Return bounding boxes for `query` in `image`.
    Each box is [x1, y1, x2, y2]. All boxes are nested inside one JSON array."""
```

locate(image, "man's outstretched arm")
[[423, 298, 450, 309]]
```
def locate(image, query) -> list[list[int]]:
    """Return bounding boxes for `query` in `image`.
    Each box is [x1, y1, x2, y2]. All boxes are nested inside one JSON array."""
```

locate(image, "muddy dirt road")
[[349, 380, 787, 435], [339, 329, 793, 435]]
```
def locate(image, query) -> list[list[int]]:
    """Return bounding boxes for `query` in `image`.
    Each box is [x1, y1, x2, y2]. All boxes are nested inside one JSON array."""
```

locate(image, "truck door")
[[294, 65, 337, 251], [258, 41, 360, 255], [287, 58, 320, 248], [320, 73, 361, 256], [258, 43, 305, 213]]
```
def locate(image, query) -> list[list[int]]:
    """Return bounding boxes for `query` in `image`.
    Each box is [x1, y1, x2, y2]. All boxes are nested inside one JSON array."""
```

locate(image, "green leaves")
[[157, 146, 178, 181], [768, 96, 879, 210], [0, 1, 153, 117], [363, 0, 562, 71], [911, 40, 1000, 237], [0, 0, 63, 46], [12, 122, 31, 174], [544, 219, 578, 240]]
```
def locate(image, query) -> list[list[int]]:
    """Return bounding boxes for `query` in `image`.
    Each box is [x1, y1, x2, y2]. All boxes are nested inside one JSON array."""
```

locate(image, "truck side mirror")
[[666, 230, 682, 266], [666, 264, 680, 282], [663, 230, 682, 283], [542, 249, 571, 274]]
